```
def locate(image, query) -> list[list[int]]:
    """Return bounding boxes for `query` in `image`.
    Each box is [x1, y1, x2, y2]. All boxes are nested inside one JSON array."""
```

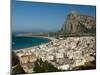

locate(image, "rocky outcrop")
[[12, 52, 25, 74], [60, 11, 96, 33]]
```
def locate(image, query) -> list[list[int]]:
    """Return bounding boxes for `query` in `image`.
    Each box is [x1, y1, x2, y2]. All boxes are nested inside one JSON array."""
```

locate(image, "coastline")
[[12, 36, 53, 51], [12, 36, 96, 73]]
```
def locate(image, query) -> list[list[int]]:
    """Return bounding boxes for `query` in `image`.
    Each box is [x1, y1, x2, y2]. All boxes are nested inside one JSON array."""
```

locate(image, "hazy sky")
[[12, 0, 96, 32]]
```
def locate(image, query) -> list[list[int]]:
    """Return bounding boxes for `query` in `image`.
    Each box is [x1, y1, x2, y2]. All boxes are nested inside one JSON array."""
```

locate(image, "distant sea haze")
[[12, 35, 50, 50]]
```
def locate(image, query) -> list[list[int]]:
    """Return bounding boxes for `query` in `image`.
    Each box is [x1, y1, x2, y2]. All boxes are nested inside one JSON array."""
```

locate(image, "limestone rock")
[[60, 11, 96, 33]]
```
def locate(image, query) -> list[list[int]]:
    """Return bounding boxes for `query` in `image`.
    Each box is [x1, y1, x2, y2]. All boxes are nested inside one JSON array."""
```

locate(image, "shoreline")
[[12, 36, 55, 51], [13, 36, 57, 52], [12, 36, 96, 73]]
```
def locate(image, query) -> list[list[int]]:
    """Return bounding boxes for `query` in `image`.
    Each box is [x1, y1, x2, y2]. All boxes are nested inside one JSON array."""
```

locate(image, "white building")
[[46, 55, 54, 61], [58, 64, 70, 70], [56, 53, 64, 59]]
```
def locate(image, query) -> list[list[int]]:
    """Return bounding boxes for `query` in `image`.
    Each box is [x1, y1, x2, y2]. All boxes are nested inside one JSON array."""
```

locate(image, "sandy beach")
[[13, 36, 96, 73]]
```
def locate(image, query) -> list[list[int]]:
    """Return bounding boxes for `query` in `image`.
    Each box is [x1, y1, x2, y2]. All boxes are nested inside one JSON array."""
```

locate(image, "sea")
[[12, 33, 50, 50]]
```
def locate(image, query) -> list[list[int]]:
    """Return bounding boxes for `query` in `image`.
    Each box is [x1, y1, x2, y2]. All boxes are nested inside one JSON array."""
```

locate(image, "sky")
[[12, 0, 96, 32]]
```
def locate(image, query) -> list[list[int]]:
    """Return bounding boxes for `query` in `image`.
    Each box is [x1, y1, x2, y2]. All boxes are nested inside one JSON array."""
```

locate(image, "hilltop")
[[60, 11, 96, 33]]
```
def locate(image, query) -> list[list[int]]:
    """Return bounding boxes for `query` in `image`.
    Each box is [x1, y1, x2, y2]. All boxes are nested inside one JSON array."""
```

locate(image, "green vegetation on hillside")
[[12, 52, 25, 74], [33, 58, 60, 73]]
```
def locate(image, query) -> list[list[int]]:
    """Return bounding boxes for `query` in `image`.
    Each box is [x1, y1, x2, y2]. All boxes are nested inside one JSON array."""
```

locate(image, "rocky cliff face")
[[60, 11, 96, 33]]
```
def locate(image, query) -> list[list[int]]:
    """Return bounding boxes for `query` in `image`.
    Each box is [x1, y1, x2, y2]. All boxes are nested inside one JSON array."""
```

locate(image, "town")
[[14, 36, 96, 73]]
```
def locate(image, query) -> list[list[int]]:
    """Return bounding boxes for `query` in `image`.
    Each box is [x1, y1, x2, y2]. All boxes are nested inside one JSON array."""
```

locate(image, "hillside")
[[60, 11, 96, 33]]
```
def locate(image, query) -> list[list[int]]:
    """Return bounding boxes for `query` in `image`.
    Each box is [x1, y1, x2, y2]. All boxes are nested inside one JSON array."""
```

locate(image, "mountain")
[[60, 11, 96, 33]]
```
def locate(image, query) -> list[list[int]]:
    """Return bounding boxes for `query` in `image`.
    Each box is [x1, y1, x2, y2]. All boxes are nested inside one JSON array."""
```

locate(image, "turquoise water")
[[12, 36, 50, 50]]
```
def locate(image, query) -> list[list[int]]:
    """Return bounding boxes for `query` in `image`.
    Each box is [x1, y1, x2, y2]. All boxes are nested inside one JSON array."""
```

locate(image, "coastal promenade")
[[14, 36, 96, 73]]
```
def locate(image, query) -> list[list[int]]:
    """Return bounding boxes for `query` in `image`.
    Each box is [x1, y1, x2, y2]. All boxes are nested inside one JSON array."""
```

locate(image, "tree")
[[12, 52, 25, 74], [33, 58, 60, 73]]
